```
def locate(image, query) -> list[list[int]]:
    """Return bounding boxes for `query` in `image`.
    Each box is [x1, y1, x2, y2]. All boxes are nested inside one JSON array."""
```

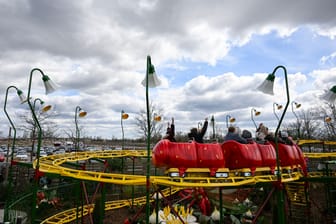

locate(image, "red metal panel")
[[257, 142, 276, 170], [222, 140, 263, 172], [270, 142, 296, 167], [152, 139, 198, 168], [195, 142, 225, 168]]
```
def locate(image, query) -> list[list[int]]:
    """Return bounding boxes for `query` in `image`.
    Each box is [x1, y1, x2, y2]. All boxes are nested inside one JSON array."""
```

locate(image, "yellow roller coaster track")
[[33, 150, 312, 188], [41, 187, 181, 224], [27, 142, 335, 224]]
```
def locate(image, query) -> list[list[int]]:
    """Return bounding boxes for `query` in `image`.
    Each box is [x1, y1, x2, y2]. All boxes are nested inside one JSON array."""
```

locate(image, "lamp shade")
[[257, 74, 275, 95], [122, 113, 129, 119], [42, 105, 52, 112], [321, 85, 336, 103], [79, 111, 87, 117], [294, 102, 301, 108], [142, 56, 161, 88], [276, 104, 283, 110], [229, 117, 236, 123], [42, 75, 57, 94], [141, 71, 161, 88], [17, 89, 28, 104]]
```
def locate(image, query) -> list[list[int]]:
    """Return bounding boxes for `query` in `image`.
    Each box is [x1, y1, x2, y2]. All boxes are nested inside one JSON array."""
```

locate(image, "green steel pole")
[[145, 56, 151, 224], [26, 68, 48, 223], [272, 65, 290, 224], [75, 106, 80, 152], [3, 85, 21, 222]]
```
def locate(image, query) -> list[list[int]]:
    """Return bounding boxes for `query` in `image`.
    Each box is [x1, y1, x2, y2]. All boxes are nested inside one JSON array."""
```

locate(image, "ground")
[[104, 208, 132, 223]]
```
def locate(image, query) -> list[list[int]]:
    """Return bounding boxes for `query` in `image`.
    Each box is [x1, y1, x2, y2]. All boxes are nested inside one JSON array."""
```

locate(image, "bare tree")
[[285, 104, 336, 140], [316, 103, 336, 140], [18, 109, 57, 135], [285, 108, 321, 140], [134, 102, 164, 142]]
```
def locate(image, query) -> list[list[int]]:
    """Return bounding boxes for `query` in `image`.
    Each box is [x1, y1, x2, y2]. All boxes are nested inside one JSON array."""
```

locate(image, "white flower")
[[210, 206, 220, 221]]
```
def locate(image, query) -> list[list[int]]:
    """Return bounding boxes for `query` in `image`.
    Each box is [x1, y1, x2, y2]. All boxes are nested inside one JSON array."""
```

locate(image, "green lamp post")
[[141, 55, 161, 224], [273, 102, 283, 122], [251, 108, 261, 129], [291, 101, 301, 139], [26, 68, 56, 223], [75, 106, 87, 152], [3, 85, 27, 222], [30, 98, 52, 161], [226, 115, 235, 128], [121, 110, 129, 150], [257, 65, 290, 224]]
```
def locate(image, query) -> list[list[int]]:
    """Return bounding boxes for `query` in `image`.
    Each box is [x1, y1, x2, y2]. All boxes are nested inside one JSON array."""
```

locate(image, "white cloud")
[[0, 0, 336, 139]]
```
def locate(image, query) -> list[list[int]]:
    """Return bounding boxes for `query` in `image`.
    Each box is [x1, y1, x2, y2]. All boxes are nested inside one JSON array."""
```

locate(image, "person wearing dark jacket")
[[163, 117, 176, 142], [224, 126, 248, 144], [188, 118, 208, 143]]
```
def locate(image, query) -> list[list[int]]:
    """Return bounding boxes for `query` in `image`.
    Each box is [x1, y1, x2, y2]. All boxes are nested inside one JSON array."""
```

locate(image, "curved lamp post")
[[27, 68, 56, 164], [31, 98, 52, 161], [26, 68, 56, 223], [121, 110, 129, 150], [257, 65, 290, 224], [141, 55, 161, 224], [226, 115, 236, 128], [3, 85, 27, 222], [291, 101, 301, 139], [75, 106, 87, 151], [251, 108, 261, 129], [273, 102, 283, 121]]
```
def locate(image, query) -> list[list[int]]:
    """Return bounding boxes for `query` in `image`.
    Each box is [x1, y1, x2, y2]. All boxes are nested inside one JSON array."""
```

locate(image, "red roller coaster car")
[[152, 139, 307, 178]]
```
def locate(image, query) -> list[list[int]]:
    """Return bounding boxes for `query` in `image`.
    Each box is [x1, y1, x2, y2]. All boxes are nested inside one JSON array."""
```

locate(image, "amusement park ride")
[[2, 63, 336, 224]]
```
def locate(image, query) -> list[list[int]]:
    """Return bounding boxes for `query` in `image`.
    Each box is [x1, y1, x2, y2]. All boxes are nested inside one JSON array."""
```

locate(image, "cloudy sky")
[[1, 0, 336, 140]]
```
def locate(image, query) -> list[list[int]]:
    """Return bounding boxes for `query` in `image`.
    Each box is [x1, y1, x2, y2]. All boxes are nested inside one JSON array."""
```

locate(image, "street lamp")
[[251, 108, 261, 129], [226, 115, 235, 128], [141, 55, 161, 224], [291, 101, 301, 139], [31, 98, 52, 161], [26, 68, 56, 223], [257, 65, 290, 224], [121, 110, 129, 150], [4, 86, 27, 161], [153, 113, 162, 122], [323, 115, 333, 139], [27, 68, 56, 164], [325, 115, 332, 123], [3, 85, 27, 222], [273, 102, 283, 121], [75, 106, 87, 151]]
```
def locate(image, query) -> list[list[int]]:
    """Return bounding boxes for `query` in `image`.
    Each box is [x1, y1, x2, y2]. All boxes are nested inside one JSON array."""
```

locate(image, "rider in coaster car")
[[224, 126, 248, 144]]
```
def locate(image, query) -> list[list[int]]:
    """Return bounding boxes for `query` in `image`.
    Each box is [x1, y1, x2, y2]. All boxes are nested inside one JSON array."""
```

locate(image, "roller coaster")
[[3, 139, 336, 223]]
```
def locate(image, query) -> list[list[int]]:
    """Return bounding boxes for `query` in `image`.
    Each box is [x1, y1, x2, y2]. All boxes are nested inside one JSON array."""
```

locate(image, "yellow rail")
[[298, 139, 336, 146], [34, 150, 309, 187], [41, 187, 181, 224], [34, 148, 335, 224]]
